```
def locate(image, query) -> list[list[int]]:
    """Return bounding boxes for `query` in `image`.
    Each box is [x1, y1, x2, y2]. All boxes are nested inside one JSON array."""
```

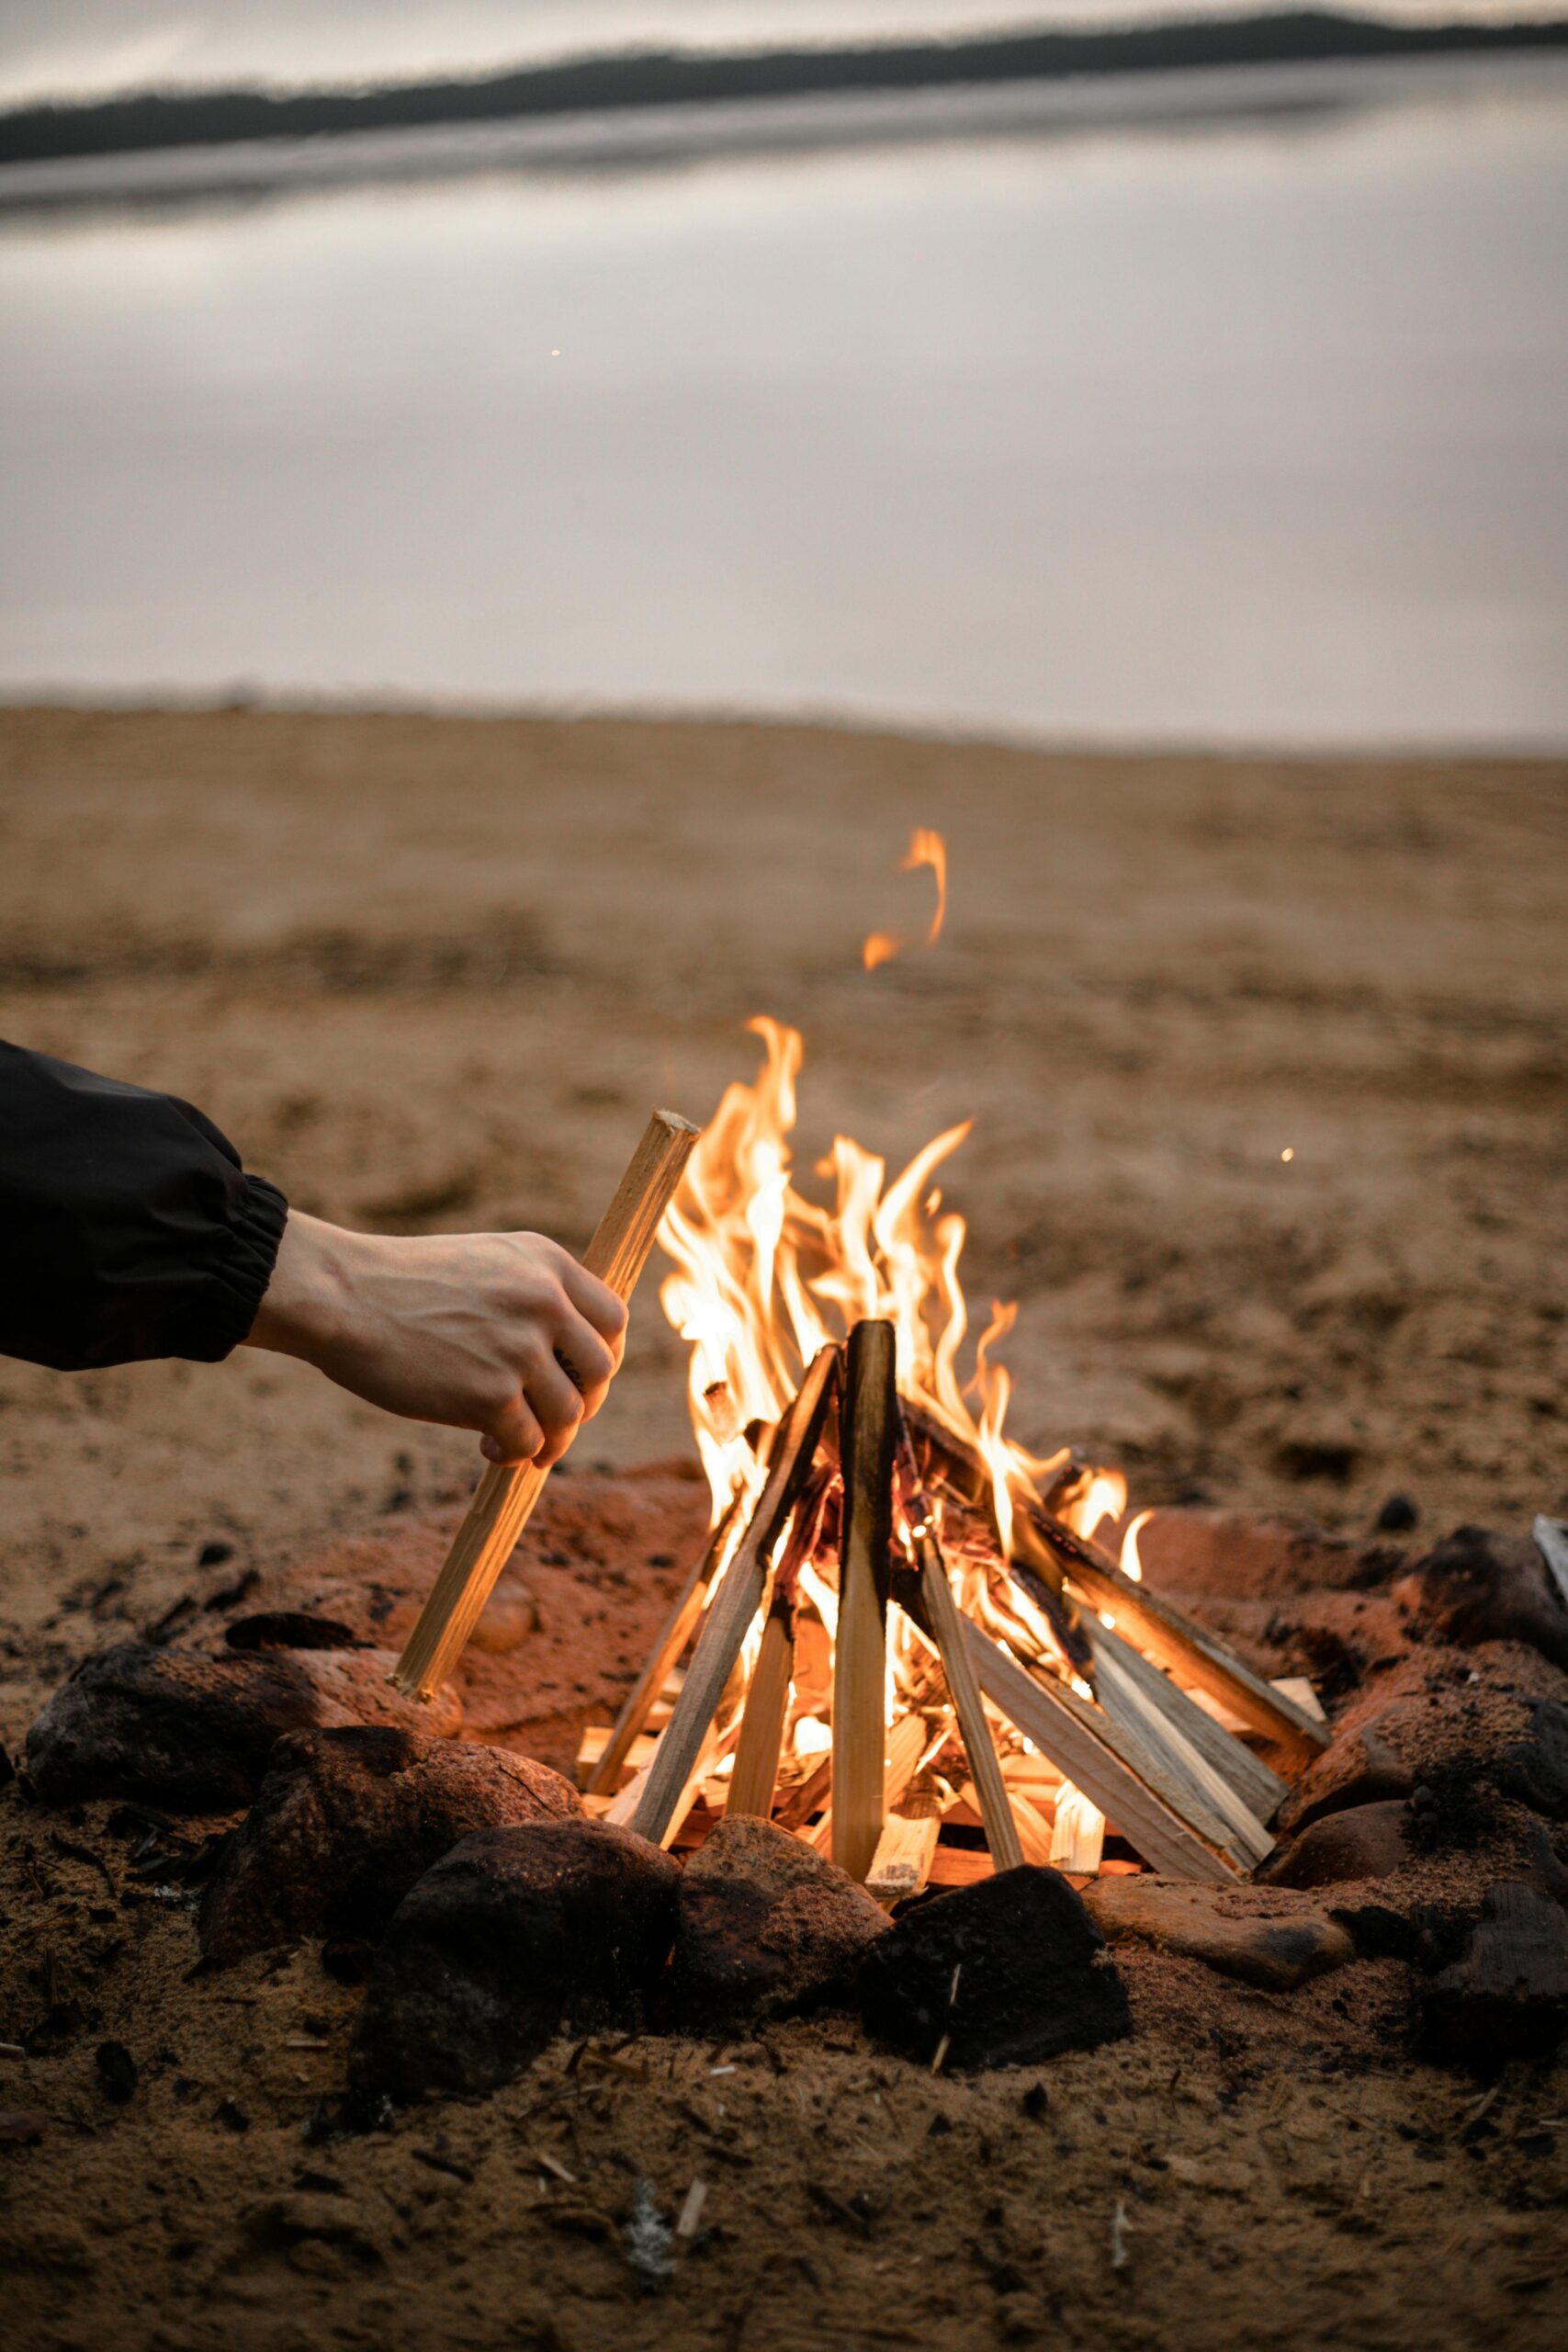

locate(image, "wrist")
[[244, 1210, 356, 1364]]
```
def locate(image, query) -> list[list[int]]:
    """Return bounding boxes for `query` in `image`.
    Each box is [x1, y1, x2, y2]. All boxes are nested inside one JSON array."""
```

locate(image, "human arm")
[[0, 1039, 626, 1464]]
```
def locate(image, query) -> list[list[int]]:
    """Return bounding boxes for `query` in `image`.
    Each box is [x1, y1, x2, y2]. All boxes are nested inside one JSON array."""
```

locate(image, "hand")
[[244, 1211, 628, 1468]]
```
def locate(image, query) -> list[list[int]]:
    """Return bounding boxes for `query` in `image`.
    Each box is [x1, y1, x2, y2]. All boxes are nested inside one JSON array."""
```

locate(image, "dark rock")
[[1499, 1700, 1568, 1821], [669, 1815, 889, 2027], [349, 1820, 679, 2101], [1331, 1902, 1417, 1961], [94, 2041, 137, 2102], [1261, 1800, 1410, 1890], [1406, 1766, 1501, 1856], [224, 1612, 362, 1654], [1517, 1823, 1568, 1905], [1376, 1494, 1419, 1533], [1394, 1526, 1568, 1672], [0, 1739, 14, 1789], [1083, 1876, 1354, 1991], [197, 1541, 235, 1568], [859, 1866, 1130, 2072], [25, 1642, 460, 1811], [1417, 1883, 1568, 2065], [1276, 1722, 1416, 1837], [199, 1727, 580, 1962]]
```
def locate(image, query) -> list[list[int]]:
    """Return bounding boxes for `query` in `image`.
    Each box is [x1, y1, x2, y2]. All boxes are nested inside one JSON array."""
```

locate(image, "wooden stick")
[[1087, 1618, 1286, 1830], [584, 1495, 741, 1795], [1021, 1511, 1330, 1770], [391, 1110, 701, 1700], [1087, 1627, 1273, 1872], [725, 1593, 795, 1819], [832, 1321, 897, 1883], [898, 1430, 1026, 1875], [805, 1708, 926, 1854], [904, 1395, 1325, 1770], [961, 1622, 1240, 1882], [628, 1347, 839, 1845], [866, 1811, 941, 1905]]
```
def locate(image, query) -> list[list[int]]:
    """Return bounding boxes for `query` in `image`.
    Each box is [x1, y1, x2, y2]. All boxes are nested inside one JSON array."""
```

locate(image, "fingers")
[[479, 1391, 546, 1467], [525, 1351, 589, 1467], [558, 1258, 630, 1366]]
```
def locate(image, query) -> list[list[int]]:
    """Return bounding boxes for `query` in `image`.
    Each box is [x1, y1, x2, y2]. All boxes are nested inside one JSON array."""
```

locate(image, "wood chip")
[[675, 2177, 709, 2239]]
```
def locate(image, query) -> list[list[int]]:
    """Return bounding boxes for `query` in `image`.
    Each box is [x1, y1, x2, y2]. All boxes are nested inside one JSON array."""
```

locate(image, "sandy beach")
[[1, 704, 1565, 2346]]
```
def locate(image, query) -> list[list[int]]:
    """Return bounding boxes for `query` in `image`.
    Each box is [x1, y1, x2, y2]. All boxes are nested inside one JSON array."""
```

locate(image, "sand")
[[1, 705, 1566, 2349]]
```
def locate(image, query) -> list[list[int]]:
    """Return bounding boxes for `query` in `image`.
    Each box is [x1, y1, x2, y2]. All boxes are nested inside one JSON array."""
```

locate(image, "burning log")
[[832, 1321, 897, 1883], [897, 1422, 1024, 1875], [1019, 1511, 1328, 1772], [627, 1347, 839, 1848], [392, 1110, 701, 1702]]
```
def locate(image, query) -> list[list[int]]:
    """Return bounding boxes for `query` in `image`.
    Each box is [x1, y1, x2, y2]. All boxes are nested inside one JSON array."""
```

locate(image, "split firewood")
[[628, 1346, 839, 1847], [725, 1590, 795, 1820], [584, 1495, 742, 1796], [897, 1423, 1025, 1875], [1024, 1511, 1329, 1770], [832, 1320, 898, 1883], [962, 1622, 1240, 1883], [1087, 1622, 1288, 1825], [1087, 1627, 1275, 1871], [866, 1810, 942, 1904], [392, 1109, 700, 1701]]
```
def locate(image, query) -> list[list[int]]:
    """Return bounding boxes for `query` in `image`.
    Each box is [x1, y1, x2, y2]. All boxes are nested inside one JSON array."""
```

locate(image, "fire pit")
[[12, 1019, 1568, 2114]]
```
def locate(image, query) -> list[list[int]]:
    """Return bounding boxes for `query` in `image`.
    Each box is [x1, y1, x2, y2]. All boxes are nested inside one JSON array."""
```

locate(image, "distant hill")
[[4, 11, 1568, 168]]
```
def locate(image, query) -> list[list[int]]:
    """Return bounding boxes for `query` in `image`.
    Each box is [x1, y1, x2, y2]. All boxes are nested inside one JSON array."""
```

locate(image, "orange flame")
[[659, 1015, 1054, 1526], [861, 826, 947, 971], [904, 826, 947, 945]]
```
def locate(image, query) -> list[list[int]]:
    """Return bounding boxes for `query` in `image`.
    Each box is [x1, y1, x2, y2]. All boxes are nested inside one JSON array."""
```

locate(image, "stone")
[[1260, 1800, 1410, 1890], [199, 1726, 580, 1962], [25, 1642, 459, 1811], [859, 1866, 1130, 2072], [1394, 1526, 1568, 1672], [1082, 1877, 1354, 1992], [224, 1612, 361, 1653], [1128, 1508, 1393, 1600], [1275, 1721, 1416, 1838], [669, 1815, 890, 2027], [349, 1819, 679, 2100], [1376, 1494, 1420, 1534], [1499, 1700, 1568, 1821], [1417, 1883, 1568, 2064]]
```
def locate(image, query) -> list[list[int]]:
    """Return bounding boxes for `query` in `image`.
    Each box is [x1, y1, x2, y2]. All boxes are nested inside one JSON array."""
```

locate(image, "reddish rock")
[[1261, 1800, 1411, 1890], [1129, 1508, 1403, 1601], [1083, 1877, 1354, 1992], [861, 1867, 1130, 2071], [1395, 1526, 1568, 1672], [670, 1815, 889, 2027], [25, 1641, 459, 1811], [1275, 1721, 1416, 1837], [349, 1819, 679, 2100], [199, 1726, 579, 1962]]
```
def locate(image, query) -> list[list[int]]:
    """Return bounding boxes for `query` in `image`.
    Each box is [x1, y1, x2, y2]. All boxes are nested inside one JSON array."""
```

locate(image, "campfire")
[[397, 1010, 1329, 1903]]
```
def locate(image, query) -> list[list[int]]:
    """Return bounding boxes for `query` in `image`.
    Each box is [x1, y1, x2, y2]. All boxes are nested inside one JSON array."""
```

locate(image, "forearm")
[[0, 1038, 286, 1371]]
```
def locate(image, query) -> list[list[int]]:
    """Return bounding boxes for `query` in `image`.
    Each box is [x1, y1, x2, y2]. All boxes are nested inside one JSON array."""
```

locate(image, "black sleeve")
[[0, 1039, 288, 1371]]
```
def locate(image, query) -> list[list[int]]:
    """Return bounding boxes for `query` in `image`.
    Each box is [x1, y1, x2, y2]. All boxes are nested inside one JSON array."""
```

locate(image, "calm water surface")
[[1, 60, 1564, 747]]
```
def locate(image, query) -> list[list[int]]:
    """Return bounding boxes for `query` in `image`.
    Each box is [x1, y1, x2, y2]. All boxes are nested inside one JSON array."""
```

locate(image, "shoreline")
[[4, 10, 1568, 188]]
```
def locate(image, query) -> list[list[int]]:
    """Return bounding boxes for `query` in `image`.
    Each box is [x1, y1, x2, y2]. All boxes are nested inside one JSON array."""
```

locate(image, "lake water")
[[2, 55, 1565, 749]]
